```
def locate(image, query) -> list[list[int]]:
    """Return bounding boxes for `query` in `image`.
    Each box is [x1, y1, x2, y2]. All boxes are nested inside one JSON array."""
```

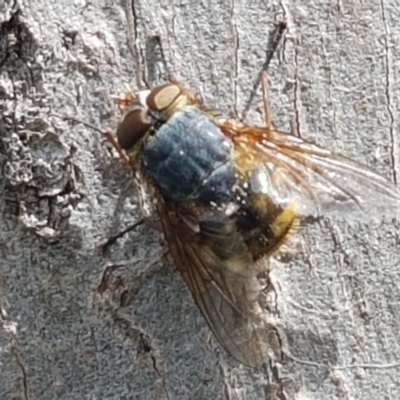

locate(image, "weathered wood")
[[1, 0, 399, 399]]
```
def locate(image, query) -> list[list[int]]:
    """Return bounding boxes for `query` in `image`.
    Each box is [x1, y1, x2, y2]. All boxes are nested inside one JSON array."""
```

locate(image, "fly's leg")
[[100, 174, 163, 254], [100, 219, 144, 254], [100, 216, 162, 254], [261, 15, 287, 73], [94, 256, 163, 307], [241, 15, 287, 122], [104, 131, 131, 168], [259, 68, 297, 135], [59, 115, 158, 251], [146, 34, 174, 83], [259, 14, 287, 130], [259, 70, 272, 130], [60, 115, 131, 168]]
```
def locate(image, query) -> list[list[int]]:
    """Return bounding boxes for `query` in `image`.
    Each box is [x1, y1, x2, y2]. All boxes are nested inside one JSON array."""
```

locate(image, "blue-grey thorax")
[[140, 106, 236, 203]]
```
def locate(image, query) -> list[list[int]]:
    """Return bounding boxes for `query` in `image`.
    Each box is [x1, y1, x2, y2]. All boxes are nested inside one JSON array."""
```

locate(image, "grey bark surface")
[[1, 0, 400, 399]]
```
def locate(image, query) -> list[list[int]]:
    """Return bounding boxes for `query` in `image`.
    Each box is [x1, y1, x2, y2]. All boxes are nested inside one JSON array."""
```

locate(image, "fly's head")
[[116, 82, 197, 162]]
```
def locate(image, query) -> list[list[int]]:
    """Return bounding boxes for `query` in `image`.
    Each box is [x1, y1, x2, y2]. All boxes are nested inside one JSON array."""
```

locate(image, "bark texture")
[[1, 0, 400, 399]]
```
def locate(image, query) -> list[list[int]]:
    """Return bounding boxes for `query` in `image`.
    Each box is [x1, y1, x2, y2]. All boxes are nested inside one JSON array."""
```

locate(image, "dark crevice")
[[0, 9, 37, 66]]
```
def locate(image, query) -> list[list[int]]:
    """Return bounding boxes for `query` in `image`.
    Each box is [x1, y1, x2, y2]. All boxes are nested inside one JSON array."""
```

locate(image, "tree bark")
[[1, 0, 400, 399]]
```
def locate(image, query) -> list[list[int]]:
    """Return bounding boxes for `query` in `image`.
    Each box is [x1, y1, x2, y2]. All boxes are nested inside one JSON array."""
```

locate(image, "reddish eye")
[[146, 83, 182, 112], [116, 107, 150, 150]]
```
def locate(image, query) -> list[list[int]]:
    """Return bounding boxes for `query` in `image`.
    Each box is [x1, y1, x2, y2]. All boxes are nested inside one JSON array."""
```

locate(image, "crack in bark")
[[123, 0, 148, 89], [0, 302, 29, 399], [230, 0, 239, 119], [379, 0, 398, 185], [11, 346, 29, 400], [292, 37, 302, 138]]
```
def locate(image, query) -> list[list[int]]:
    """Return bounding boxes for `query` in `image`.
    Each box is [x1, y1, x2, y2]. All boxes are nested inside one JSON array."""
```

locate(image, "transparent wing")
[[156, 198, 280, 368], [221, 123, 400, 220], [154, 119, 400, 368]]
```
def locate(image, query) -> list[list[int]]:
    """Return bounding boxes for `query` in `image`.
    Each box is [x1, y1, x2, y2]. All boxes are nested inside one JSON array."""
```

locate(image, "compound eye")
[[146, 83, 182, 112], [116, 107, 150, 150]]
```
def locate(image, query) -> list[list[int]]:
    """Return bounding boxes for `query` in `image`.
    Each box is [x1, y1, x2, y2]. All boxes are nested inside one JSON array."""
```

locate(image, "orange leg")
[[259, 70, 272, 130], [104, 131, 131, 168]]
